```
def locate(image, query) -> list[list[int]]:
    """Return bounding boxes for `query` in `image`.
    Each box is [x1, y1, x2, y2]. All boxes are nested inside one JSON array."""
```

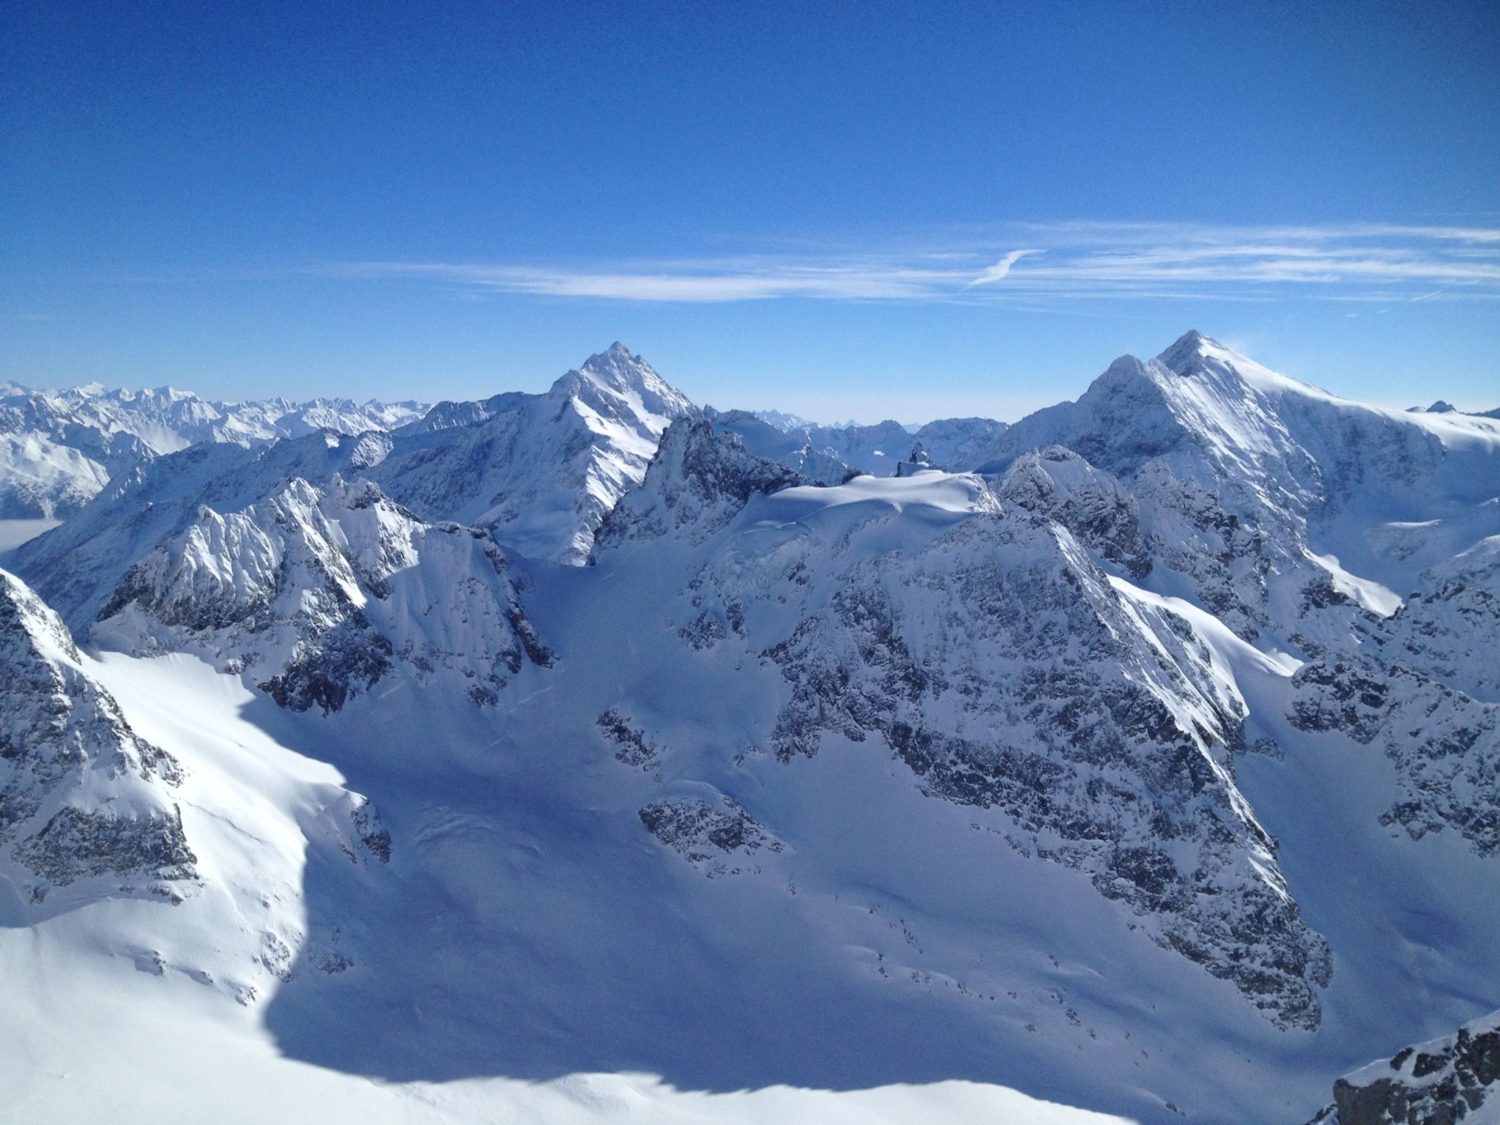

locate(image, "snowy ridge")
[[593, 416, 803, 551], [10, 428, 397, 630], [93, 476, 550, 710], [0, 569, 193, 912], [979, 331, 1500, 648], [1314, 1008, 1500, 1123]]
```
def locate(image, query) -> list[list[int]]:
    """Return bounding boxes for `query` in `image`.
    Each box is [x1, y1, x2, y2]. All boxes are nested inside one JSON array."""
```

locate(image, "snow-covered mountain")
[[3, 331, 1500, 1125], [9, 344, 694, 624], [371, 342, 697, 563], [0, 381, 427, 518], [1313, 1008, 1500, 1123], [92, 476, 550, 710]]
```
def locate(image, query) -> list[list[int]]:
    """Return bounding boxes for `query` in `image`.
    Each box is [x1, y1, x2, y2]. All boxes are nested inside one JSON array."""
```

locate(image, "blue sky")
[[3, 1, 1497, 421]]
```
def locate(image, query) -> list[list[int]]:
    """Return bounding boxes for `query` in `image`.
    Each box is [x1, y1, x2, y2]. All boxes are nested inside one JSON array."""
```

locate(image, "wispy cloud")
[[968, 248, 1042, 286], [321, 221, 1500, 305]]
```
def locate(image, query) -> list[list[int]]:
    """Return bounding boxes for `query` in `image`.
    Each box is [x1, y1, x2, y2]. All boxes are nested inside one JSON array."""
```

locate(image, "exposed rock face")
[[0, 569, 195, 900], [593, 417, 803, 552], [1317, 1009, 1500, 1124], [597, 709, 659, 768], [1290, 659, 1500, 855], [639, 798, 782, 877], [93, 476, 550, 712], [668, 470, 1331, 1027], [1377, 535, 1500, 704], [995, 445, 1151, 578]]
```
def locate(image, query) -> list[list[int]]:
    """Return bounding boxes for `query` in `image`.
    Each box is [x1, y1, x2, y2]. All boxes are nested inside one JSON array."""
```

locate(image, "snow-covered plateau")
[[2, 333, 1498, 1124]]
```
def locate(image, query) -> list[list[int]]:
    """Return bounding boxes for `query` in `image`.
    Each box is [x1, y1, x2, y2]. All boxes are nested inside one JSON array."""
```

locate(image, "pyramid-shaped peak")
[[554, 344, 696, 422], [583, 341, 646, 370], [1156, 330, 1233, 372]]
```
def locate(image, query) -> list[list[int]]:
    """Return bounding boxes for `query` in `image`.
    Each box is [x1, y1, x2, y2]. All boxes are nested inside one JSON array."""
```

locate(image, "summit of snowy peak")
[[1155, 329, 1220, 369], [1154, 332, 1337, 405], [551, 343, 696, 421]]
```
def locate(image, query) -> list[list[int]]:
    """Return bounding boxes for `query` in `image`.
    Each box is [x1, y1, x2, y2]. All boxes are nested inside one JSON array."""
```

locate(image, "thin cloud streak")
[[325, 221, 1500, 304]]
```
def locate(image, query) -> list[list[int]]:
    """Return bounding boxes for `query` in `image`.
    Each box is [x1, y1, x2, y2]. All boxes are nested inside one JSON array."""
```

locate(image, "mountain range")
[[2, 332, 1497, 1125]]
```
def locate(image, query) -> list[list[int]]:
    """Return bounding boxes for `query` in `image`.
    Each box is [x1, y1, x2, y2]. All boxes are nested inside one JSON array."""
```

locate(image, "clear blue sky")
[[3, 1, 1497, 420]]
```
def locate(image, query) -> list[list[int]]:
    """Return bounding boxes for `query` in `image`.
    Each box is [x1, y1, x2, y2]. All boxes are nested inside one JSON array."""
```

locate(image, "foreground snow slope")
[[0, 617, 1126, 1125]]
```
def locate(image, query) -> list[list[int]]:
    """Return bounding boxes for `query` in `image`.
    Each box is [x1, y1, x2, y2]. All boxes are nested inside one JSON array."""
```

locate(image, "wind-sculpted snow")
[[0, 570, 195, 904], [93, 476, 550, 711]]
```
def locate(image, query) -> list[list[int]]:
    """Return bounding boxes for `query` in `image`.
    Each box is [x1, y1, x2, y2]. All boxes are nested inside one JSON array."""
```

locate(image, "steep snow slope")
[[0, 576, 1129, 1125], [0, 570, 192, 910]]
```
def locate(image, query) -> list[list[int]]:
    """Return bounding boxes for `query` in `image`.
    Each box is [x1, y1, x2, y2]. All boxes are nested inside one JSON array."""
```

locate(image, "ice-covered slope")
[[0, 382, 426, 520], [370, 342, 696, 563]]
